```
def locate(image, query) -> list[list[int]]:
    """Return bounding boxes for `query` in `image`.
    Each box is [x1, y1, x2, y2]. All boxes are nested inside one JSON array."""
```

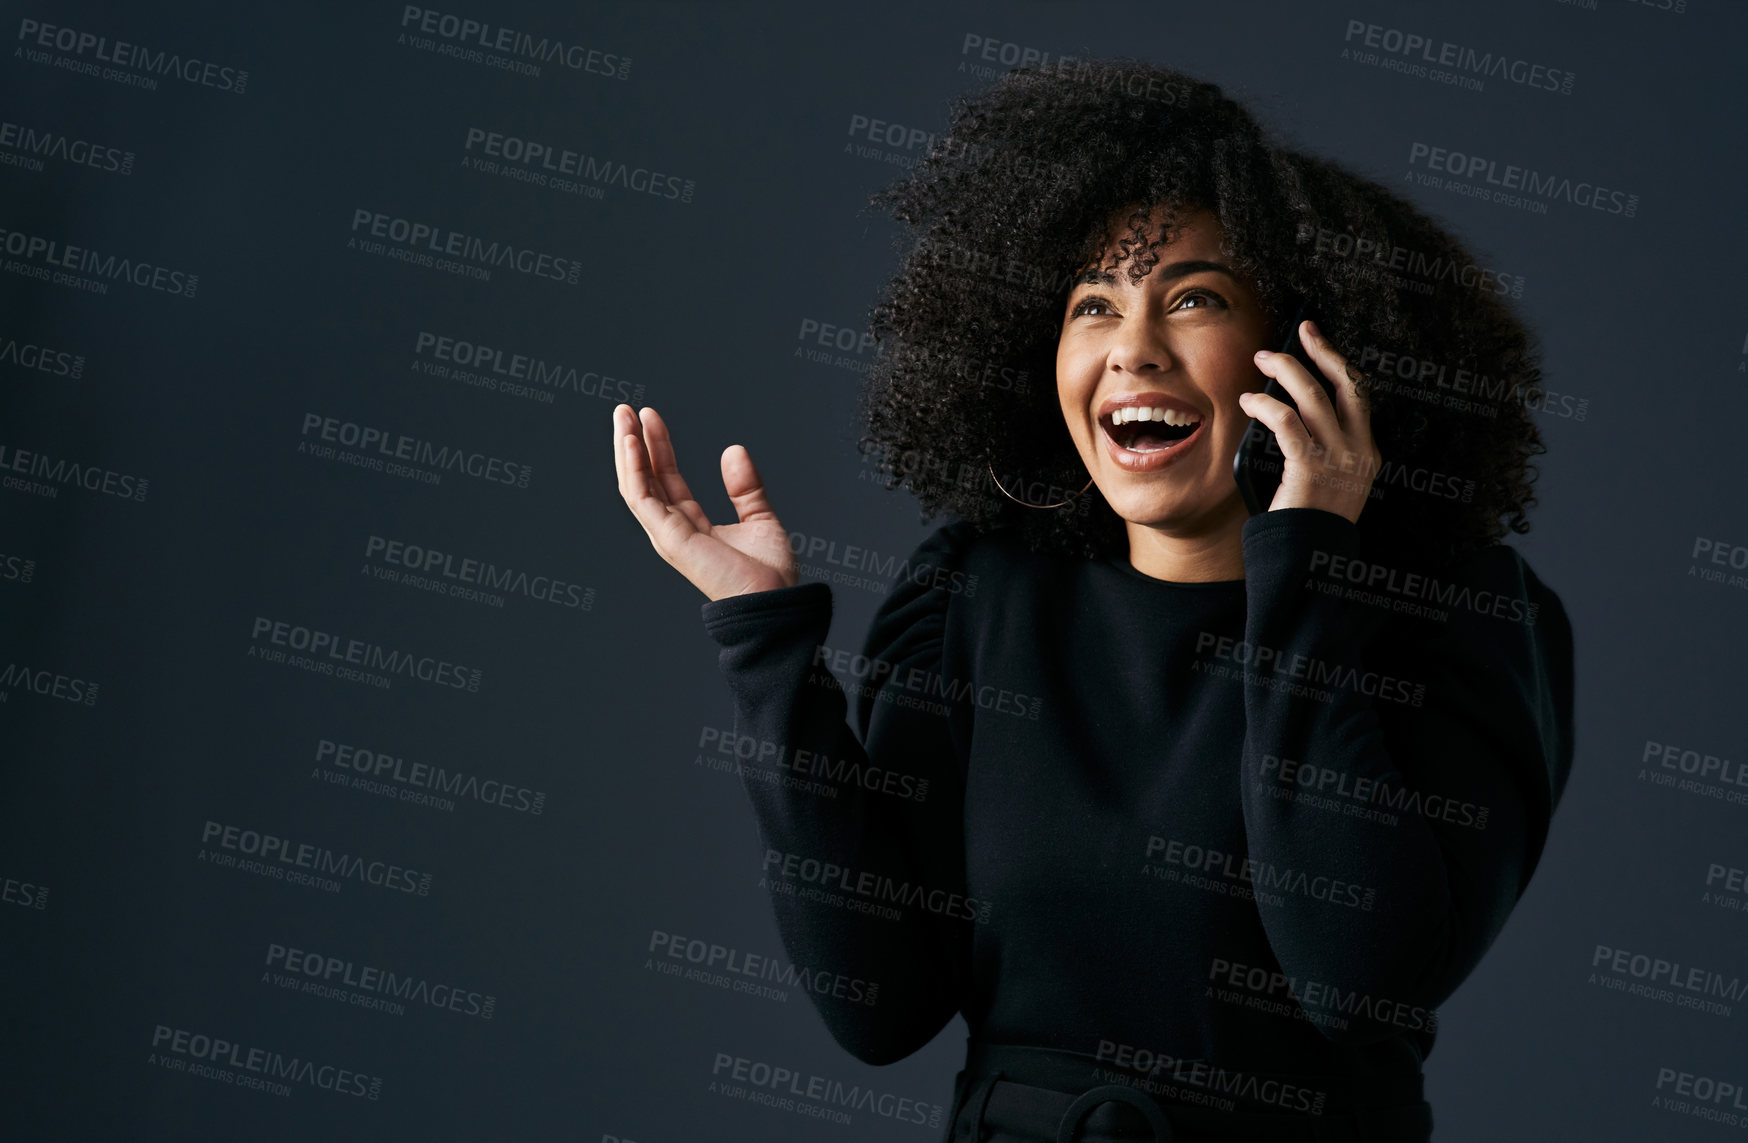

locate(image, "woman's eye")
[[1175, 289, 1226, 311], [1069, 290, 1223, 320]]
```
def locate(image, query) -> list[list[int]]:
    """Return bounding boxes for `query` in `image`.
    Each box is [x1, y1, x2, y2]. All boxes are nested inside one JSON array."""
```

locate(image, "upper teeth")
[[1112, 406, 1200, 426]]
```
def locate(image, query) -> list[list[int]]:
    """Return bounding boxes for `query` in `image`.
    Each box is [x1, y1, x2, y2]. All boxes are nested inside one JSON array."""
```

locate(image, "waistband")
[[947, 1041, 1432, 1143]]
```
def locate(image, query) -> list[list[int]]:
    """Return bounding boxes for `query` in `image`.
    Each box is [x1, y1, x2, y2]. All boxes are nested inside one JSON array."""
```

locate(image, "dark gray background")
[[2, 0, 1745, 1139]]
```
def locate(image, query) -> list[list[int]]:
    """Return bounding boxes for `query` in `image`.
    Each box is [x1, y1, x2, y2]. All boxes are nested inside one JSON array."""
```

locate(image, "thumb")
[[721, 444, 779, 524]]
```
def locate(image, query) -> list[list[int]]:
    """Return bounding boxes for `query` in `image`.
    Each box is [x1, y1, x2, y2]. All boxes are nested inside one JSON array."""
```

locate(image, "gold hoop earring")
[[987, 461, 1095, 510]]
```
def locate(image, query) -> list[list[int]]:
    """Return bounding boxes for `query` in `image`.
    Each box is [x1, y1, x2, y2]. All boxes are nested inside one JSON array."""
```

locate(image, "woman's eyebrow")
[[1070, 260, 1237, 288]]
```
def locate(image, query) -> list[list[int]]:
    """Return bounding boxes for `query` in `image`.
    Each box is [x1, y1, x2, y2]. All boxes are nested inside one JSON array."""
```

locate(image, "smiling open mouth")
[[1100, 405, 1203, 453]]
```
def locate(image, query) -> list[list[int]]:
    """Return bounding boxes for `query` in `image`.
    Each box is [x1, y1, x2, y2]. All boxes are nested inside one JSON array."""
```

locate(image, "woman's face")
[[1056, 205, 1274, 535]]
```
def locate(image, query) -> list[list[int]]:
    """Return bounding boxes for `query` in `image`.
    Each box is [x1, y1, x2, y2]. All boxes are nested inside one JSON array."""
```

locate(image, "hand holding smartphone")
[[1232, 299, 1337, 516]]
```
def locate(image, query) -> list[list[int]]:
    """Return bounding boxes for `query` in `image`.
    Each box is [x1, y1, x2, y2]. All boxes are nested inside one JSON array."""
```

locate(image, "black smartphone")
[[1232, 299, 1336, 516]]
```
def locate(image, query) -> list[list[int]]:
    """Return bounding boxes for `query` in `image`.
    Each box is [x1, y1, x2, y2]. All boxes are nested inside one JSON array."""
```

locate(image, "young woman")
[[613, 59, 1573, 1143]]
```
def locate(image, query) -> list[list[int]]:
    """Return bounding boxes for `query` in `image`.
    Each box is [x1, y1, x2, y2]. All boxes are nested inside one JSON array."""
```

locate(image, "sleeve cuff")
[[1241, 507, 1362, 572], [701, 581, 833, 642]]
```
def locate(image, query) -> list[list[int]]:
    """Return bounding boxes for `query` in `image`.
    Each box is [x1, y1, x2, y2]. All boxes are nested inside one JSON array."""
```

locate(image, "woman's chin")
[[1107, 495, 1206, 529], [1103, 484, 1241, 531]]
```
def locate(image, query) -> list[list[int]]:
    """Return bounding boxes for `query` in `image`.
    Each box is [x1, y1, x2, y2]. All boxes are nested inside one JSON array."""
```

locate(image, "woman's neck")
[[1124, 500, 1249, 583]]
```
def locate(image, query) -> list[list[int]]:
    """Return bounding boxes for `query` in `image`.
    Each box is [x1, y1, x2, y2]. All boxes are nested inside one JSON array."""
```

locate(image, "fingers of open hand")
[[611, 405, 657, 505], [720, 444, 779, 526], [638, 407, 711, 532], [614, 407, 701, 556]]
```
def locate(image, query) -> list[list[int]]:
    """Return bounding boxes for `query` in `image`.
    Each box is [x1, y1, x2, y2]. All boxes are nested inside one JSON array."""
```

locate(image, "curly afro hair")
[[858, 58, 1546, 569]]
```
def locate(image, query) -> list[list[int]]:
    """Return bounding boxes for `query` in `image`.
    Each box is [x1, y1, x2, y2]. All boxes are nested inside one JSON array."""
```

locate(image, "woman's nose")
[[1107, 316, 1174, 375]]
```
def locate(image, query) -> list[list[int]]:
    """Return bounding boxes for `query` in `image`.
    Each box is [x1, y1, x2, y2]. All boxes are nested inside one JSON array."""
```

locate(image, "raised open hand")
[[612, 404, 799, 601]]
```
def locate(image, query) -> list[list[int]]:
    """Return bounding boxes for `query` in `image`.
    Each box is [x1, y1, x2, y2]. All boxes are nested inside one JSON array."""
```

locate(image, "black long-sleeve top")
[[700, 507, 1574, 1092]]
